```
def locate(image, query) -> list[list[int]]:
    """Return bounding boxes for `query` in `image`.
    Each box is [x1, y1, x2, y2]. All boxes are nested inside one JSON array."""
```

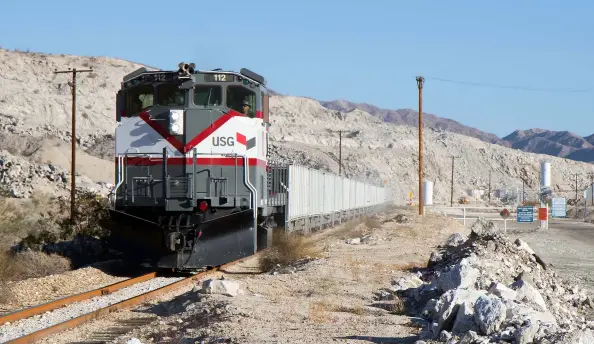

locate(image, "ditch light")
[[169, 109, 184, 135]]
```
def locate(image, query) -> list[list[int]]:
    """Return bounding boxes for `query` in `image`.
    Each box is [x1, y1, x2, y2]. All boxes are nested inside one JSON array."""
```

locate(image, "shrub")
[[258, 231, 323, 272], [19, 189, 113, 250]]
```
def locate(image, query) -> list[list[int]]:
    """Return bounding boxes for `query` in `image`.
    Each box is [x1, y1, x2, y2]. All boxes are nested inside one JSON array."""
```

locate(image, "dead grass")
[[330, 219, 367, 240], [0, 197, 29, 242], [347, 256, 363, 281], [308, 301, 333, 323], [385, 296, 407, 315], [392, 226, 419, 239], [308, 300, 370, 323], [0, 249, 71, 304], [332, 304, 368, 315], [363, 216, 382, 230], [258, 230, 324, 272], [0, 250, 71, 282]]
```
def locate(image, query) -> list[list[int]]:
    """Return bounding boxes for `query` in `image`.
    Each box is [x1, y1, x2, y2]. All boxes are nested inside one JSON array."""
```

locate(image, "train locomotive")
[[108, 63, 285, 270]]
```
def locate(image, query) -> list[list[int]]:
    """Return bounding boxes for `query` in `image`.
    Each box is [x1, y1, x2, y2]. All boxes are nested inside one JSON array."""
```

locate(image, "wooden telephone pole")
[[329, 129, 357, 177], [488, 171, 492, 202], [416, 76, 425, 215], [450, 156, 460, 207], [54, 67, 93, 223], [575, 173, 579, 203], [589, 173, 594, 206], [338, 130, 343, 177]]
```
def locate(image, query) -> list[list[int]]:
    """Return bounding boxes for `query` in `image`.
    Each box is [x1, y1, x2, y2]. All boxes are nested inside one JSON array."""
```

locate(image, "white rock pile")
[[385, 218, 594, 344], [0, 150, 112, 198]]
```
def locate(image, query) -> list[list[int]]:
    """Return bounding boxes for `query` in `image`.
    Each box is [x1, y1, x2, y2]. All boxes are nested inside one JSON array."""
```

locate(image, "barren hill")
[[0, 48, 592, 203]]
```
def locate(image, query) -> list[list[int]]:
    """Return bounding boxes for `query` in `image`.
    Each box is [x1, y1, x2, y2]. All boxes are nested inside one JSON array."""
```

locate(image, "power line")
[[426, 76, 593, 93]]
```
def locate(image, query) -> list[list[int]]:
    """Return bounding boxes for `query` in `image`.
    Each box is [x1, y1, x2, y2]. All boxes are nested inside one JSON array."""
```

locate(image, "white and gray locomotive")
[[108, 63, 286, 270]]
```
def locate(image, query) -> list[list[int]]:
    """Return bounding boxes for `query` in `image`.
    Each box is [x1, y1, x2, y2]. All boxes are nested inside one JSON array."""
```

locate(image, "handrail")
[[111, 148, 141, 208], [242, 154, 258, 254]]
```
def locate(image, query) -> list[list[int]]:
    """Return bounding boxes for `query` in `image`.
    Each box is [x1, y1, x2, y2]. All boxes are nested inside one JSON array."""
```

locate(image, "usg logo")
[[236, 132, 256, 150], [212, 136, 235, 146], [212, 133, 255, 150]]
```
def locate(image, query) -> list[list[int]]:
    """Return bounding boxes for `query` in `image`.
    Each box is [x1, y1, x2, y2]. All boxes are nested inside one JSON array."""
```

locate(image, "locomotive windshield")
[[155, 83, 185, 106], [194, 86, 222, 107], [124, 82, 186, 114], [126, 84, 153, 114]]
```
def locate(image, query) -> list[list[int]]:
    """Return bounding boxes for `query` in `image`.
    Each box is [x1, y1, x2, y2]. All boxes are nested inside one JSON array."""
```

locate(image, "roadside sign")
[[551, 197, 566, 217], [500, 208, 510, 219], [517, 206, 534, 223]]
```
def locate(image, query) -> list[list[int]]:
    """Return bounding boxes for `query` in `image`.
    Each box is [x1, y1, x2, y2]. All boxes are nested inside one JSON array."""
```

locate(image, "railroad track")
[[1, 258, 243, 344]]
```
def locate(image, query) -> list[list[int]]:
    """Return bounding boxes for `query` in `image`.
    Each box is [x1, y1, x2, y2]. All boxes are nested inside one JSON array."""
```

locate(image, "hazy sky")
[[1, 0, 592, 137]]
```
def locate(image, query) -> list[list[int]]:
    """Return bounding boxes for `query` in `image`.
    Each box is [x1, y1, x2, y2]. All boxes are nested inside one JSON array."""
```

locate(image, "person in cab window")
[[242, 100, 251, 116]]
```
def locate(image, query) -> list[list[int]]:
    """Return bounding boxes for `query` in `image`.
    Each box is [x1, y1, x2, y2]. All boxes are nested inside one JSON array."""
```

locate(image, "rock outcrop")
[[388, 218, 594, 343]]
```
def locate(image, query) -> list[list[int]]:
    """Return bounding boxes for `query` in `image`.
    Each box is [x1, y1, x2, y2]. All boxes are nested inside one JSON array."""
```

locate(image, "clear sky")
[[0, 0, 592, 138]]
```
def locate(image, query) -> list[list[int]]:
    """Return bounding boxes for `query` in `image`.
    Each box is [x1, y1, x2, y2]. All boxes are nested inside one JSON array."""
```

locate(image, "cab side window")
[[226, 86, 256, 117]]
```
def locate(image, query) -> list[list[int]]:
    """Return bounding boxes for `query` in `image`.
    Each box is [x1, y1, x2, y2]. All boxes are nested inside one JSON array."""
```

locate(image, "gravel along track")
[[0, 276, 185, 343]]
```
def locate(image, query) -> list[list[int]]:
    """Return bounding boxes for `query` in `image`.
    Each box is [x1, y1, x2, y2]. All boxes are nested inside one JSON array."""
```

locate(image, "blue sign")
[[517, 206, 534, 223], [551, 198, 566, 218]]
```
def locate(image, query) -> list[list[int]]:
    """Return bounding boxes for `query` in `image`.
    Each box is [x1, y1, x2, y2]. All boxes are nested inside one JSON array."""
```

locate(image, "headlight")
[[169, 110, 184, 135]]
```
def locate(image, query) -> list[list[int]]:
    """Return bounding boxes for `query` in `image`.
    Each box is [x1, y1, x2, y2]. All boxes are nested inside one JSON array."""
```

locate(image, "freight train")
[[107, 63, 392, 271]]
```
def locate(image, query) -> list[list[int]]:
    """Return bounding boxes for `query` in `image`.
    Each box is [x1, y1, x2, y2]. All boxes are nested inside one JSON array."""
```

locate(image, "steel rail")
[[6, 258, 246, 344], [0, 272, 158, 326]]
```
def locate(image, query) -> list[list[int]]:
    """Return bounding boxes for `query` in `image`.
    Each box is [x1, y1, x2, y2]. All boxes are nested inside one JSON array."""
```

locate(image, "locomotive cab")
[[108, 64, 281, 270]]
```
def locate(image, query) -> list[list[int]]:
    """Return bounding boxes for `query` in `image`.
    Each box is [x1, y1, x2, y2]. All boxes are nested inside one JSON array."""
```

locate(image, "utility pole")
[[589, 173, 594, 206], [450, 156, 460, 207], [488, 171, 492, 202], [54, 67, 93, 223], [339, 130, 342, 177], [329, 129, 356, 177], [575, 173, 579, 204], [416, 76, 425, 215], [519, 164, 530, 205]]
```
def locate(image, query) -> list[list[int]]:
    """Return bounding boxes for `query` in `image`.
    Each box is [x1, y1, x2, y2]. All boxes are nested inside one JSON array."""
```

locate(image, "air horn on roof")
[[177, 62, 195, 75]]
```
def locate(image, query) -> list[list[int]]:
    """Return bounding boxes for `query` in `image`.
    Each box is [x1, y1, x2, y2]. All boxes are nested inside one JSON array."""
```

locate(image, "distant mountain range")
[[318, 99, 594, 163], [502, 129, 594, 163]]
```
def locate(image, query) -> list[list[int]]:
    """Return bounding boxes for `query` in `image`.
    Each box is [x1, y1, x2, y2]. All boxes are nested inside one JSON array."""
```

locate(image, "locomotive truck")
[[108, 63, 285, 270]]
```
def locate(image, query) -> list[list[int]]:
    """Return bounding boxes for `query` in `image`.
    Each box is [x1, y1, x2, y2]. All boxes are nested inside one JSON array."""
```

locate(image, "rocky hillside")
[[320, 99, 510, 147], [0, 48, 146, 197], [503, 129, 594, 163], [0, 48, 593, 203]]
